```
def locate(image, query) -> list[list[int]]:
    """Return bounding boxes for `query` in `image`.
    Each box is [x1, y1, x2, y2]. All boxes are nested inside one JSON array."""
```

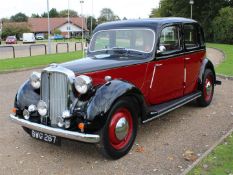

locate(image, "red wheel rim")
[[203, 74, 213, 102], [108, 108, 133, 150]]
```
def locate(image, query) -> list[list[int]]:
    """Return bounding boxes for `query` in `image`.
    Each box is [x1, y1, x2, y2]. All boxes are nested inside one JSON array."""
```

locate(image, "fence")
[[0, 46, 15, 58], [29, 44, 47, 56], [0, 42, 85, 59]]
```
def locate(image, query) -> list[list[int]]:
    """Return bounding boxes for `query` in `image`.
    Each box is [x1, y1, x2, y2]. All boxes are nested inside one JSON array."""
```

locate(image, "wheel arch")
[[198, 58, 216, 87], [86, 80, 147, 124]]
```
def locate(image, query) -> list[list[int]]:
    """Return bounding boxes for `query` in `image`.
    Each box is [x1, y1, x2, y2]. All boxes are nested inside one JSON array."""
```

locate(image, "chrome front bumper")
[[10, 114, 100, 143]]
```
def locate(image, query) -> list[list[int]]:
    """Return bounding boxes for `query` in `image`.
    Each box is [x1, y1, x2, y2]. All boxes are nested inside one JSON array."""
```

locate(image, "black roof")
[[94, 17, 198, 32]]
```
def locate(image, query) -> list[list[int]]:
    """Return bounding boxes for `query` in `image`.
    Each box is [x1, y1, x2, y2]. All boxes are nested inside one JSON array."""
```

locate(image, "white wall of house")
[[58, 23, 82, 32]]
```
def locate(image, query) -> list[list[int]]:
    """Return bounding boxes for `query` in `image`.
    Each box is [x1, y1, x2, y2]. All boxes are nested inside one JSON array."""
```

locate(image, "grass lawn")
[[0, 51, 83, 72], [188, 133, 233, 175], [207, 43, 233, 76]]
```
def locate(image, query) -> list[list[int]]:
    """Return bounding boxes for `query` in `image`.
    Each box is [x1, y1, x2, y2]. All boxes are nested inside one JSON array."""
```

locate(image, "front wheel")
[[197, 69, 215, 107], [98, 97, 138, 159]]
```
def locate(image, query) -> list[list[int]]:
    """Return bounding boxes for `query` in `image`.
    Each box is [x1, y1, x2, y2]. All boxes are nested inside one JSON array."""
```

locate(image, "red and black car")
[[10, 18, 221, 159]]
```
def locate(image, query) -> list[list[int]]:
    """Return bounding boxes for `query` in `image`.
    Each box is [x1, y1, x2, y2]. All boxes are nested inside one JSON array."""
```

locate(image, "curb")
[[217, 74, 233, 81], [181, 127, 233, 175]]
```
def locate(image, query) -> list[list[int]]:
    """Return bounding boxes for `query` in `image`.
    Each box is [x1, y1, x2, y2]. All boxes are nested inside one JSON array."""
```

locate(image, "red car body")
[[6, 36, 17, 44], [10, 18, 221, 159]]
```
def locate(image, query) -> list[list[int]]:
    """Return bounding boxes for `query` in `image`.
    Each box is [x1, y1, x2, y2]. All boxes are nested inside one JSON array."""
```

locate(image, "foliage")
[[53, 29, 61, 35], [1, 22, 31, 39], [188, 133, 233, 175], [31, 13, 40, 18], [59, 9, 78, 17], [0, 51, 82, 72], [87, 16, 97, 32], [41, 8, 60, 18], [150, 0, 233, 41], [10, 12, 28, 22], [212, 7, 233, 44], [97, 8, 120, 24], [207, 43, 233, 76]]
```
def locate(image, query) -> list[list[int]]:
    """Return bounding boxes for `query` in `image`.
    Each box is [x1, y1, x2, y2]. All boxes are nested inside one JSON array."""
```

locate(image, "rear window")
[[184, 24, 199, 49]]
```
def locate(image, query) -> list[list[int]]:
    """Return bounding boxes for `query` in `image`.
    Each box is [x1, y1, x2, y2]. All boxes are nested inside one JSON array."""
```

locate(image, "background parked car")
[[6, 36, 17, 44], [23, 33, 36, 44], [53, 34, 64, 40], [35, 33, 45, 40]]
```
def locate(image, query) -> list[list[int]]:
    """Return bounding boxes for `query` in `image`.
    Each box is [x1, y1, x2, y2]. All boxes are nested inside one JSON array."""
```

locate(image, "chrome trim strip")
[[150, 65, 157, 89], [143, 93, 201, 123], [184, 67, 187, 85], [10, 115, 100, 143]]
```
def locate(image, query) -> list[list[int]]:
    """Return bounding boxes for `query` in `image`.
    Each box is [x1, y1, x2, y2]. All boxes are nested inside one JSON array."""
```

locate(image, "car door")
[[148, 24, 184, 104], [183, 23, 206, 95]]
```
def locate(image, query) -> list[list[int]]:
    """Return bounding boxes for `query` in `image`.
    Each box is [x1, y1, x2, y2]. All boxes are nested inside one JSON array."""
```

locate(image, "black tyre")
[[98, 96, 138, 159], [197, 69, 215, 107]]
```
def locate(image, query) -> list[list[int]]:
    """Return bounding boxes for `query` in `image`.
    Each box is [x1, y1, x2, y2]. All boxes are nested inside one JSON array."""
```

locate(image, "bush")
[[212, 7, 233, 44], [2, 22, 31, 39]]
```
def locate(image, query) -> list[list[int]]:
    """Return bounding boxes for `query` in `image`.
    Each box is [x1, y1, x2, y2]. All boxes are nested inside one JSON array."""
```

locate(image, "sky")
[[0, 0, 160, 19]]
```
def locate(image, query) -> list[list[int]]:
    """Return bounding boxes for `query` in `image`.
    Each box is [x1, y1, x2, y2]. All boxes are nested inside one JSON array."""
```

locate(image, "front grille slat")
[[41, 72, 68, 127]]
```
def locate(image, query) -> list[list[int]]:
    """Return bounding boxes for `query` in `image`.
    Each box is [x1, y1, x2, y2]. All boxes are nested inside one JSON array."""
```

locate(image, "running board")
[[143, 91, 202, 123]]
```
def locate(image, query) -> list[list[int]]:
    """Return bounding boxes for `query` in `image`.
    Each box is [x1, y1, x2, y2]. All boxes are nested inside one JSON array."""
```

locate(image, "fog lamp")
[[37, 101, 47, 117], [23, 109, 30, 120], [62, 110, 71, 119], [65, 120, 71, 129]]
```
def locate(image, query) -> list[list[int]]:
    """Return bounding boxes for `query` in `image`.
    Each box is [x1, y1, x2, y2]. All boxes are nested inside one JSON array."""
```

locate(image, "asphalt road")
[[0, 49, 232, 175]]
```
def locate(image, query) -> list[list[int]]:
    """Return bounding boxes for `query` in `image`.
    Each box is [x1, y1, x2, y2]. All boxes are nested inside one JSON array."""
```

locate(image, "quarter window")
[[159, 26, 181, 54], [184, 24, 199, 49]]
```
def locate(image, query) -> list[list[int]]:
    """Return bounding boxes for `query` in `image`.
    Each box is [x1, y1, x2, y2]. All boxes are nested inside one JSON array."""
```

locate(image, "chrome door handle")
[[185, 58, 191, 61], [155, 63, 163, 67]]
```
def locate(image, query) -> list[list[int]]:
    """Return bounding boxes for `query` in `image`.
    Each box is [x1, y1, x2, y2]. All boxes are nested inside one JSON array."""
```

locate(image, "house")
[[28, 17, 88, 37]]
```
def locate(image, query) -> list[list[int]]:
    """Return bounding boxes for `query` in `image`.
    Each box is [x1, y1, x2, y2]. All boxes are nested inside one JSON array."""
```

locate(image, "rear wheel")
[[197, 69, 214, 107], [98, 97, 138, 159]]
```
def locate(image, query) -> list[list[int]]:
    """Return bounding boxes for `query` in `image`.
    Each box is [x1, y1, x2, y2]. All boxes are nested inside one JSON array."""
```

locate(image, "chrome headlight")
[[30, 72, 41, 89], [74, 75, 92, 94]]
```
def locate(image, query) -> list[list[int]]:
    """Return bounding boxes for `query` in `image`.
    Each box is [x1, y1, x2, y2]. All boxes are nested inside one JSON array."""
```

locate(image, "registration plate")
[[31, 130, 61, 145]]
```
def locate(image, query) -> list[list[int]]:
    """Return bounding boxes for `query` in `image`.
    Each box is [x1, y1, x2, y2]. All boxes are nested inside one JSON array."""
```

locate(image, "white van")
[[23, 33, 36, 44]]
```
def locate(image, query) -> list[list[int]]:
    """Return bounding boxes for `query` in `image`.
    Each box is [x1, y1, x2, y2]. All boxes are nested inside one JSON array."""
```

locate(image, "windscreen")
[[89, 29, 155, 53]]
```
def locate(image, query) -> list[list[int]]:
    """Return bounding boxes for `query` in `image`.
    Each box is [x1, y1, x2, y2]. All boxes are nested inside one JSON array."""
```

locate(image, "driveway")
[[0, 48, 232, 175]]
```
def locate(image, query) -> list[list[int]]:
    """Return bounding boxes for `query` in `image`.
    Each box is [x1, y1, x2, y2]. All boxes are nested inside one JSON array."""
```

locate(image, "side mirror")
[[157, 45, 166, 54]]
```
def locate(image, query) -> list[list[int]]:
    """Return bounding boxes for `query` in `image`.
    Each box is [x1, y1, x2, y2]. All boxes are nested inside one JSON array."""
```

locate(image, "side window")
[[159, 25, 181, 55], [184, 24, 199, 49]]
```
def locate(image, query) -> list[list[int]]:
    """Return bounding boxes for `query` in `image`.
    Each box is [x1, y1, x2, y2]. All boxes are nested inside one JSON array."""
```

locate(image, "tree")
[[41, 12, 48, 18], [59, 9, 78, 17], [10, 12, 28, 22], [150, 0, 233, 41], [49, 8, 60, 17], [2, 22, 31, 39], [212, 7, 233, 43], [87, 16, 97, 32], [98, 8, 119, 24], [31, 13, 41, 18]]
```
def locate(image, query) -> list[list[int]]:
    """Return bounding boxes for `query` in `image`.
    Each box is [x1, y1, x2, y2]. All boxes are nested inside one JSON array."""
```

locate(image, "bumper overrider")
[[10, 114, 100, 143]]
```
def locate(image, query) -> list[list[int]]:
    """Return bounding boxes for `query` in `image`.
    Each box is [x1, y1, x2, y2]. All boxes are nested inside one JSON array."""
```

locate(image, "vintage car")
[[10, 18, 221, 159]]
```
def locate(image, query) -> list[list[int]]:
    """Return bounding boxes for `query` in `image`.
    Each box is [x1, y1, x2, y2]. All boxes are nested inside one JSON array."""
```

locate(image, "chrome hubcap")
[[206, 81, 212, 96], [115, 117, 129, 141]]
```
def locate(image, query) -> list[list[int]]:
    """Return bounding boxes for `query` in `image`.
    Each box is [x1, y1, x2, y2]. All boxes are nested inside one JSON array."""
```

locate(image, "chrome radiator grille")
[[41, 72, 68, 127]]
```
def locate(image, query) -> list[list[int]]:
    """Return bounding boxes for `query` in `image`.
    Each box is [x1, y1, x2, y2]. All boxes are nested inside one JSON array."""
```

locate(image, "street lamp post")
[[80, 0, 84, 57], [90, 0, 93, 34], [68, 0, 70, 39], [189, 0, 194, 19], [47, 0, 51, 54]]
